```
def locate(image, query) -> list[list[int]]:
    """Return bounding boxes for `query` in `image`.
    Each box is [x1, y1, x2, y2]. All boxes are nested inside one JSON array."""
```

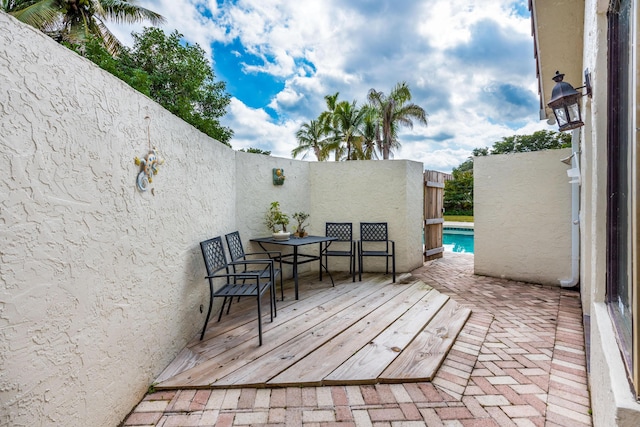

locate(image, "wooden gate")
[[423, 170, 447, 261]]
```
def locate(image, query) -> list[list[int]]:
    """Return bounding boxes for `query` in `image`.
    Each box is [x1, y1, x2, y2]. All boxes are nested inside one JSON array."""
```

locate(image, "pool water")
[[443, 232, 474, 254]]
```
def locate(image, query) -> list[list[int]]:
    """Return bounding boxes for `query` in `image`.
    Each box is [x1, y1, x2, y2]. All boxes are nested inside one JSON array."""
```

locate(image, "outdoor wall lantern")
[[547, 69, 592, 132]]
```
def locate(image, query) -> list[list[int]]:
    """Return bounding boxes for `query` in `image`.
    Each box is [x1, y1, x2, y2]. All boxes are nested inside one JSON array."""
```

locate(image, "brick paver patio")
[[122, 252, 591, 426]]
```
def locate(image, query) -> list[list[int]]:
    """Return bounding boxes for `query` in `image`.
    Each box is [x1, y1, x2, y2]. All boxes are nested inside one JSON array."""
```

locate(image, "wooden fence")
[[423, 170, 450, 261]]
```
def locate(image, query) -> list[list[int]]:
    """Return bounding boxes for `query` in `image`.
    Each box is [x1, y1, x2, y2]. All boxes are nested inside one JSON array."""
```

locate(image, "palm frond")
[[100, 0, 166, 25], [94, 18, 123, 55], [10, 0, 59, 29]]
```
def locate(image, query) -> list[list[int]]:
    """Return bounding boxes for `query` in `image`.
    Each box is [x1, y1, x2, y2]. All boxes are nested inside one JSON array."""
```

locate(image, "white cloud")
[[222, 98, 301, 158], [109, 0, 550, 173]]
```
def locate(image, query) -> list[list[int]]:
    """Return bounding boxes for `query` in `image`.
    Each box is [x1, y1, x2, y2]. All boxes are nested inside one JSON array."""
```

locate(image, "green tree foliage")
[[367, 81, 428, 160], [67, 36, 152, 96], [292, 83, 427, 161], [444, 166, 474, 216], [239, 148, 271, 155], [476, 130, 571, 155], [2, 0, 165, 55], [293, 119, 329, 161], [130, 28, 233, 145], [331, 100, 369, 160], [5, 2, 233, 146], [444, 130, 571, 215], [68, 28, 233, 146], [317, 92, 346, 161]]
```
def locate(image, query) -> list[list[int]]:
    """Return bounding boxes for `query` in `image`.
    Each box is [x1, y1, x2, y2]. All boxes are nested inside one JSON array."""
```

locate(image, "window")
[[606, 0, 639, 396]]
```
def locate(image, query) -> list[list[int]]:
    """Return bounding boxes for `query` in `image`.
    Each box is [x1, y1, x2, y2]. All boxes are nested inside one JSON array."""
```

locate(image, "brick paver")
[[121, 253, 592, 426]]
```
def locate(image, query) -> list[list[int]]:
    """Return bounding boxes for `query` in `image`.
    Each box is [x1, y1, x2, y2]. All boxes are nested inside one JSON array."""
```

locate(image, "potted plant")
[[292, 212, 310, 237], [265, 201, 290, 240]]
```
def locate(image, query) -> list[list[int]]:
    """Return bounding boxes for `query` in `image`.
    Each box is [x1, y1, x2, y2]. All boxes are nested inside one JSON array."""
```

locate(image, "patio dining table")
[[250, 235, 338, 300]]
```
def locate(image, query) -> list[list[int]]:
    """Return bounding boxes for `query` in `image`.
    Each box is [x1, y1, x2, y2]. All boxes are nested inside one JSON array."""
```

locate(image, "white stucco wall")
[[0, 13, 235, 427], [0, 12, 426, 427], [474, 149, 572, 285], [234, 152, 312, 276], [580, 1, 640, 426], [234, 156, 425, 276], [309, 160, 424, 274]]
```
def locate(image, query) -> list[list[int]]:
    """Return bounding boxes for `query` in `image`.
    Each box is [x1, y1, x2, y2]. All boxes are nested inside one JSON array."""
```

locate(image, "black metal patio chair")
[[199, 236, 275, 346], [358, 222, 396, 283], [323, 222, 357, 282], [225, 231, 284, 301]]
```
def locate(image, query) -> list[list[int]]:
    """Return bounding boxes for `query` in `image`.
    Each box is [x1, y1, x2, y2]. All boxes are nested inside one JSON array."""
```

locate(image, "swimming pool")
[[443, 227, 474, 254]]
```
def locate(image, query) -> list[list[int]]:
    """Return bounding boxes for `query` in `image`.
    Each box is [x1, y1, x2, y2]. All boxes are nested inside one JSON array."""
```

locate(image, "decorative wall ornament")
[[273, 168, 285, 185], [134, 116, 165, 193]]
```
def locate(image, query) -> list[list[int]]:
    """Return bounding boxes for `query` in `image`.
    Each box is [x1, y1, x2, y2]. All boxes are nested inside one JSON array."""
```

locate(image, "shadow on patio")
[[123, 252, 591, 426]]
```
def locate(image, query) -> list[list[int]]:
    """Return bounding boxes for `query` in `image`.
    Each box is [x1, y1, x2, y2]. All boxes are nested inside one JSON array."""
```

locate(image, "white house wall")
[[0, 12, 425, 426], [234, 156, 424, 276], [580, 1, 640, 426], [309, 160, 425, 274], [0, 12, 236, 427], [234, 152, 312, 276], [474, 149, 572, 285]]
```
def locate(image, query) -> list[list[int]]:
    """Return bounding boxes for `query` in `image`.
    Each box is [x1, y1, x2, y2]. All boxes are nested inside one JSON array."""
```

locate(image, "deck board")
[[156, 274, 396, 389], [267, 281, 434, 386], [323, 289, 450, 384], [380, 299, 471, 382], [209, 278, 416, 387], [155, 272, 470, 390]]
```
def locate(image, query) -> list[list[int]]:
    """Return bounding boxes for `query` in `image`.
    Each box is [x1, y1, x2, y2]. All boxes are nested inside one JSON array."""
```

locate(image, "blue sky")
[[112, 0, 553, 173]]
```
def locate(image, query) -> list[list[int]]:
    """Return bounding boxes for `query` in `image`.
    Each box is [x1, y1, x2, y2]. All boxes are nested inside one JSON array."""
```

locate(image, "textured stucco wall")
[[0, 13, 235, 427], [474, 149, 572, 285], [234, 156, 424, 276], [235, 152, 311, 275], [581, 1, 640, 426], [591, 304, 640, 427], [309, 160, 424, 274]]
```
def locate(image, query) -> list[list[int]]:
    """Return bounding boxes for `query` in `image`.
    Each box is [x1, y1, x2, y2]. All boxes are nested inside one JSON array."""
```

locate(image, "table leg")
[[293, 246, 299, 300], [318, 242, 323, 280]]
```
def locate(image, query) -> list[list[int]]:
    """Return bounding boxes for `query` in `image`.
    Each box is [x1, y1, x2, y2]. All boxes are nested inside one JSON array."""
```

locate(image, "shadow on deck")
[[155, 272, 470, 390]]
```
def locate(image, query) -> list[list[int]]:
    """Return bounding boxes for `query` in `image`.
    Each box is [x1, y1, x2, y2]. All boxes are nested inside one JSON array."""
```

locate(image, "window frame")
[[606, 0, 640, 397]]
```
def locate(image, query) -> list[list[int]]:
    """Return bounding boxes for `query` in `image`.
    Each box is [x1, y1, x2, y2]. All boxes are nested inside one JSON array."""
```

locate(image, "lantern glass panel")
[[554, 107, 568, 126], [568, 103, 581, 122]]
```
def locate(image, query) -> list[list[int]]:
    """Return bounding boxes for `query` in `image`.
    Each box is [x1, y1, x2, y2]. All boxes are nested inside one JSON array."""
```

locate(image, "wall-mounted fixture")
[[560, 152, 581, 185], [547, 70, 592, 132], [273, 168, 285, 185], [134, 116, 165, 193]]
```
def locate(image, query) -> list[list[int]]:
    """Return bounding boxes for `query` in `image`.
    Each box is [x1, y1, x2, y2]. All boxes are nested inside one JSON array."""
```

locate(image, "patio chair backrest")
[[360, 222, 389, 242], [200, 237, 229, 276], [326, 222, 353, 241], [225, 231, 246, 262]]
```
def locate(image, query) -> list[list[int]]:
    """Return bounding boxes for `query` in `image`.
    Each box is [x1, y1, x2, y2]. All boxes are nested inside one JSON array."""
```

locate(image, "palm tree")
[[2, 0, 165, 55], [317, 92, 343, 161], [367, 81, 428, 159], [292, 119, 329, 161], [358, 109, 378, 160], [332, 100, 367, 160]]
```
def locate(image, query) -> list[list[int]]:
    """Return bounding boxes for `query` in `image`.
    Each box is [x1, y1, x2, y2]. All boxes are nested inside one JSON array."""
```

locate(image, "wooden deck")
[[155, 272, 471, 390]]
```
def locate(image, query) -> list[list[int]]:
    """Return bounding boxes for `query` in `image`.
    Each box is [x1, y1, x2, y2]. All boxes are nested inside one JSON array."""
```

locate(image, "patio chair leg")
[[270, 282, 275, 322], [280, 275, 284, 301], [392, 256, 396, 283], [351, 242, 356, 282], [218, 297, 229, 321], [257, 295, 263, 346], [200, 285, 214, 340]]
